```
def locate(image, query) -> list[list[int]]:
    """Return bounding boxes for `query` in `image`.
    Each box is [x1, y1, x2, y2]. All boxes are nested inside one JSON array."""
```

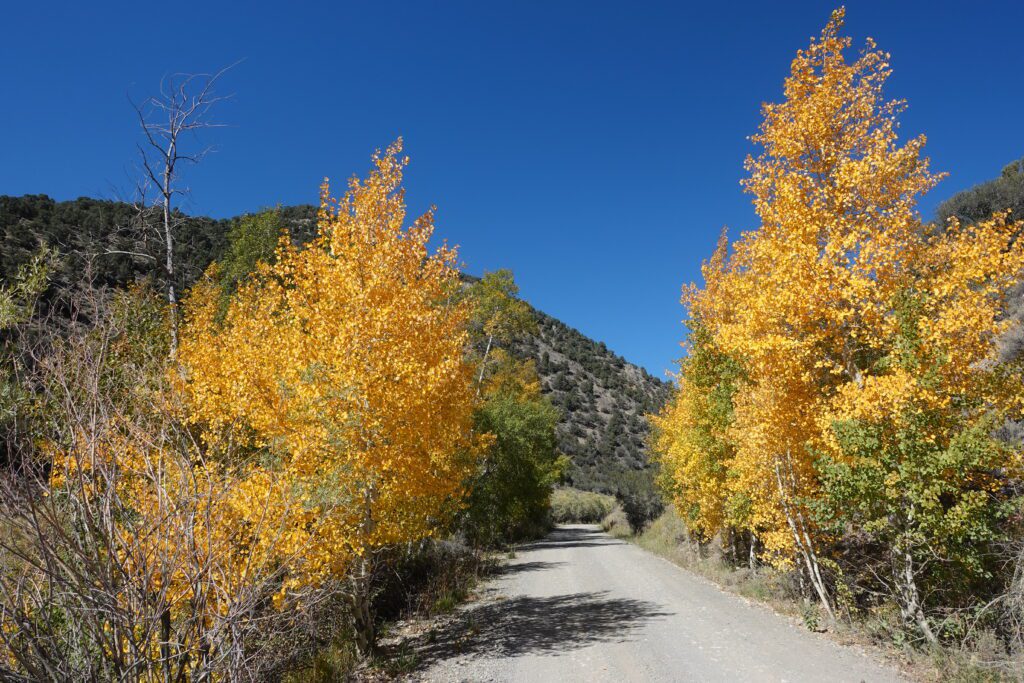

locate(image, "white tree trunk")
[[896, 545, 937, 644], [774, 458, 835, 622], [475, 333, 494, 393]]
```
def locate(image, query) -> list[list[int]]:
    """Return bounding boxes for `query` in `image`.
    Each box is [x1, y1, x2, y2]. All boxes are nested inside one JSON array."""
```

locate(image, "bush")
[[549, 487, 616, 523], [613, 469, 665, 533], [373, 539, 488, 620], [635, 507, 697, 560], [0, 286, 331, 681], [601, 505, 631, 538], [284, 538, 489, 681], [461, 379, 562, 547]]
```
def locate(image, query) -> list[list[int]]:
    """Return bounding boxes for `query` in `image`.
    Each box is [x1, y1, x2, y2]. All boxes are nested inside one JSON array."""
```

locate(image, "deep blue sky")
[[2, 1, 1022, 378]]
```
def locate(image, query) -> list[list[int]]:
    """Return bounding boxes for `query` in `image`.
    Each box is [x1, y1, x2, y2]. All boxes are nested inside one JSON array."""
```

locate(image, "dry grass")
[[600, 505, 632, 538]]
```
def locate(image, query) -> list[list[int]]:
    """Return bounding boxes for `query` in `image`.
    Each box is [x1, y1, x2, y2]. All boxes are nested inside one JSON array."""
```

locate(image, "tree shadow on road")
[[519, 525, 623, 550], [489, 561, 565, 577], [410, 590, 672, 665]]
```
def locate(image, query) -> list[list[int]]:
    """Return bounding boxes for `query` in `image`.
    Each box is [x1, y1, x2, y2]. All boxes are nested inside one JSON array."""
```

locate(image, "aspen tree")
[[657, 10, 1024, 635], [180, 140, 480, 654]]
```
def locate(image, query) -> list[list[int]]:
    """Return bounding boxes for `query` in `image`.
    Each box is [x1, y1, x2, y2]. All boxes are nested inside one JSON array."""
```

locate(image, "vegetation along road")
[[413, 525, 904, 682]]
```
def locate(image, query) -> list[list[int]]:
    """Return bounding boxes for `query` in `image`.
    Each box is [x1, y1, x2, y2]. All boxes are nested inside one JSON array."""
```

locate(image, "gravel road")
[[410, 524, 904, 683]]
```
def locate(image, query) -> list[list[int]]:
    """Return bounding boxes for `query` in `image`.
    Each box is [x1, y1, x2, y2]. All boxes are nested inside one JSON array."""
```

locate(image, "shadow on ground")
[[411, 590, 671, 665], [490, 561, 565, 577], [519, 525, 624, 550], [390, 525, 670, 671]]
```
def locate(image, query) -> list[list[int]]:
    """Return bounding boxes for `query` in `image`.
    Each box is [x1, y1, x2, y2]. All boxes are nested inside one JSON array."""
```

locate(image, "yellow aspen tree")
[[652, 237, 743, 542], [722, 9, 940, 585], [668, 8, 925, 615], [667, 9, 1024, 634], [718, 9, 939, 617], [179, 140, 481, 655]]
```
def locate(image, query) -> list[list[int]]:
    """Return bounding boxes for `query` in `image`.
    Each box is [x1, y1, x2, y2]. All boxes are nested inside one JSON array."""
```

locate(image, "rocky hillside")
[[507, 308, 671, 493], [935, 157, 1024, 229], [1, 195, 671, 493]]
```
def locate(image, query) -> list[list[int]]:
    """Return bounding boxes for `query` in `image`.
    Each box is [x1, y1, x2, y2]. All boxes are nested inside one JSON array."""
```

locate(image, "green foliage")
[[0, 246, 55, 329], [460, 270, 562, 547], [816, 414, 1014, 587], [936, 156, 1024, 228], [215, 209, 283, 310], [1, 246, 56, 465], [549, 487, 616, 523], [812, 295, 1018, 613], [100, 285, 172, 397], [612, 468, 665, 533], [466, 269, 536, 345], [463, 379, 563, 545], [652, 320, 744, 536]]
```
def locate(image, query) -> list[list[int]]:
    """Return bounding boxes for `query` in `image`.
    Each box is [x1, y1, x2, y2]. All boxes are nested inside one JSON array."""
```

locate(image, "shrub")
[[461, 372, 562, 547], [614, 475, 665, 533], [601, 505, 631, 538], [549, 487, 616, 523], [373, 539, 487, 620]]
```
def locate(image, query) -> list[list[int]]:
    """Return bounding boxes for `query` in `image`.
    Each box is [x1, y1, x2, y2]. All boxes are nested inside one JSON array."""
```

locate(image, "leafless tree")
[[130, 65, 236, 358]]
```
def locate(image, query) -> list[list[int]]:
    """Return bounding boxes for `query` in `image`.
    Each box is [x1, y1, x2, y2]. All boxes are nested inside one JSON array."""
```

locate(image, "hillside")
[[508, 310, 671, 492], [936, 157, 1024, 364], [935, 157, 1024, 229], [0, 194, 670, 492]]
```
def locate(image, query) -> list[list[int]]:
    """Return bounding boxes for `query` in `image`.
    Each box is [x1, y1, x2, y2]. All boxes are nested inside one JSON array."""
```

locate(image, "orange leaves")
[[657, 10, 1024, 565], [179, 140, 479, 588]]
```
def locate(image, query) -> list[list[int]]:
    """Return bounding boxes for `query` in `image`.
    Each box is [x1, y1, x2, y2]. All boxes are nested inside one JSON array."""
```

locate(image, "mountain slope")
[[508, 308, 671, 493], [936, 157, 1024, 229], [1, 194, 670, 492]]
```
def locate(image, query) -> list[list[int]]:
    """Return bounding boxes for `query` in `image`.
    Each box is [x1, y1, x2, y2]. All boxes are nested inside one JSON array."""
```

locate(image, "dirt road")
[[411, 524, 904, 682]]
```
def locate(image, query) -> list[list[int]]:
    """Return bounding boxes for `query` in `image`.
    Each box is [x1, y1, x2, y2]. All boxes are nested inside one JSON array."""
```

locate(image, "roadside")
[[609, 508, 1019, 682]]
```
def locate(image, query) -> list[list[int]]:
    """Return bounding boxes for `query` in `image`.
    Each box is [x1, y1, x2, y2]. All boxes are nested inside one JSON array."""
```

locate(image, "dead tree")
[[130, 65, 235, 358]]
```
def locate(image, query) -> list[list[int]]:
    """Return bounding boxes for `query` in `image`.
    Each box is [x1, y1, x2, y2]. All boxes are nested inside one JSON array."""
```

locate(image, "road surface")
[[410, 524, 904, 682]]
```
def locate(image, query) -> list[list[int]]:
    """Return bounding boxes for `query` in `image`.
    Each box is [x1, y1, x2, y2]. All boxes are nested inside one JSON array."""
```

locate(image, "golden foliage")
[[179, 140, 481, 591], [657, 9, 1024, 563]]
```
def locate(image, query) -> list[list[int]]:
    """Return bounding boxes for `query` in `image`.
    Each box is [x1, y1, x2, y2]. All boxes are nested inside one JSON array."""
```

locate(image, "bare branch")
[[125, 62, 238, 358]]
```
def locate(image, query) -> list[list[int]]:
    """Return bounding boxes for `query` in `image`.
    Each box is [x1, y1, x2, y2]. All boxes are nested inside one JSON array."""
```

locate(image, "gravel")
[[409, 524, 905, 683]]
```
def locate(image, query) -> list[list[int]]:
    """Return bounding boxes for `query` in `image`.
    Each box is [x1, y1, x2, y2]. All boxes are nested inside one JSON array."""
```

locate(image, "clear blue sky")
[[2, 1, 1022, 378]]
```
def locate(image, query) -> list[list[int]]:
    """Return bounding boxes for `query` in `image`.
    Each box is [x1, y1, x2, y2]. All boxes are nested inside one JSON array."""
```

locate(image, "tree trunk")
[[350, 554, 376, 658], [896, 545, 937, 645], [475, 334, 493, 394], [351, 484, 378, 658], [160, 606, 173, 682], [163, 175, 178, 359], [774, 459, 835, 622]]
